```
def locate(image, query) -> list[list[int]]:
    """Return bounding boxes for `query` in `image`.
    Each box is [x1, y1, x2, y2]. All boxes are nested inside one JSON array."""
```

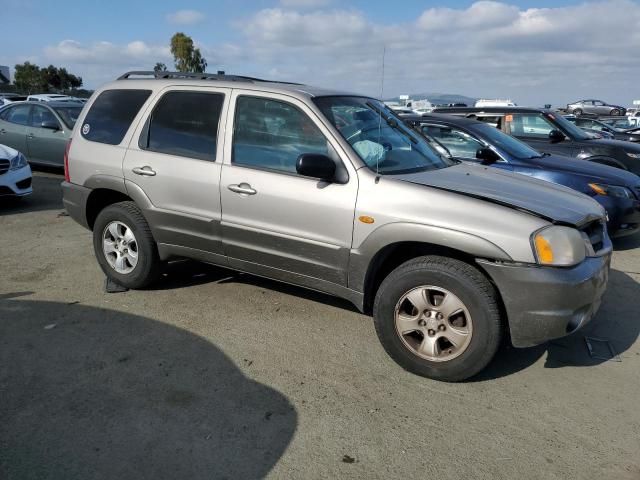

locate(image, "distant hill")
[[387, 93, 477, 106]]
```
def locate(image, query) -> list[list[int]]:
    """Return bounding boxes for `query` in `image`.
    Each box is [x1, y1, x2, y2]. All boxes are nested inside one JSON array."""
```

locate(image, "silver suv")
[[62, 71, 611, 381]]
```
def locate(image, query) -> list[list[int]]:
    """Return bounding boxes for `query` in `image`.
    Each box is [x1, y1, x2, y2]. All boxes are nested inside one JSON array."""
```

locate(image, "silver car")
[[567, 99, 626, 116], [62, 72, 611, 381]]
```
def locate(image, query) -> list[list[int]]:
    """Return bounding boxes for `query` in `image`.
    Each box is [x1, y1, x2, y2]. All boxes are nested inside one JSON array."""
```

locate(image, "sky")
[[1, 0, 639, 106]]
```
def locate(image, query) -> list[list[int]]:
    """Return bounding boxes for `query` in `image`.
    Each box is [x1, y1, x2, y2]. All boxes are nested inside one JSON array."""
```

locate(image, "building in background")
[[0, 66, 10, 85]]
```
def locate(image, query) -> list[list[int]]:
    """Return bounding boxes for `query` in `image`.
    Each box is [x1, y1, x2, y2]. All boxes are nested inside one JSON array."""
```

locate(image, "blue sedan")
[[403, 113, 640, 237]]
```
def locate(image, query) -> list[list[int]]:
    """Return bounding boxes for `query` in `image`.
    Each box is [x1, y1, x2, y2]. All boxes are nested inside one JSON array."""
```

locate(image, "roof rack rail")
[[116, 71, 302, 85]]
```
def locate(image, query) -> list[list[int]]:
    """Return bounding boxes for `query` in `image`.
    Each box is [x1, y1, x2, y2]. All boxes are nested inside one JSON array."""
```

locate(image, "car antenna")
[[376, 45, 386, 182]]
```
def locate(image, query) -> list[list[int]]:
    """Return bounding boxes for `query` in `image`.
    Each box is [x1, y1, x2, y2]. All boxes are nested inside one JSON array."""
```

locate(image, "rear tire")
[[373, 256, 503, 382], [93, 201, 161, 289], [573, 108, 583, 116], [610, 109, 621, 116]]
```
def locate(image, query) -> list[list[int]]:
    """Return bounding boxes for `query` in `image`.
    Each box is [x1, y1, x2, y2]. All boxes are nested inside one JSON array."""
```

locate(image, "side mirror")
[[476, 147, 500, 165], [296, 153, 336, 181], [549, 129, 565, 143], [41, 120, 60, 131]]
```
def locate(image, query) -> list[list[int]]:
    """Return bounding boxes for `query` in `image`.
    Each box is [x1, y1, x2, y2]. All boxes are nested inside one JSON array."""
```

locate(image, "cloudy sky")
[[2, 0, 639, 106]]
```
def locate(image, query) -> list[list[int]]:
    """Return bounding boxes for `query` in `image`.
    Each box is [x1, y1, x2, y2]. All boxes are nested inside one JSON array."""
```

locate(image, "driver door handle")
[[27, 133, 35, 139], [0, 129, 6, 134], [228, 183, 257, 195], [132, 166, 156, 177]]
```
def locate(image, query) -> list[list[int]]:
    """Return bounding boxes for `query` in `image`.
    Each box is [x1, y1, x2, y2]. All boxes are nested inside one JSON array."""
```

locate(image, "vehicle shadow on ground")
[[0, 172, 63, 215], [612, 235, 640, 252], [0, 295, 297, 480], [155, 260, 360, 313], [472, 269, 640, 381]]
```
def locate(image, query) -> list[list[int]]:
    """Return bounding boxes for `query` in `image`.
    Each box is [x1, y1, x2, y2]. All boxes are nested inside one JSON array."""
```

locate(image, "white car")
[[27, 94, 78, 103], [0, 144, 32, 197]]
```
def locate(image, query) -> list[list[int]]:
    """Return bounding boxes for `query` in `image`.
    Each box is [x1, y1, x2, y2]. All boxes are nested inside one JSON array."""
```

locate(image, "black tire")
[[92, 201, 161, 289], [573, 108, 583, 116], [373, 256, 502, 382], [610, 109, 620, 116]]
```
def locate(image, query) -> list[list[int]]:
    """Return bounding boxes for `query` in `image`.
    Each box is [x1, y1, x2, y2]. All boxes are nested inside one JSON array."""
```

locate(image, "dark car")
[[431, 107, 640, 173], [567, 116, 640, 143], [566, 99, 626, 116], [404, 113, 640, 237], [0, 101, 83, 167]]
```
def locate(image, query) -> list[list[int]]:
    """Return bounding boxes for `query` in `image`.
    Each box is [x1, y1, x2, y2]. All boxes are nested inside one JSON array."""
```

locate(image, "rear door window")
[[4, 105, 31, 126], [140, 91, 224, 161], [31, 105, 60, 129], [81, 89, 151, 145]]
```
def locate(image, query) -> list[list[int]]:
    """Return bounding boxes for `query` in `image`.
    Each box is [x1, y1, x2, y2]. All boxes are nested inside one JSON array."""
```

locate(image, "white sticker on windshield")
[[82, 123, 90, 135]]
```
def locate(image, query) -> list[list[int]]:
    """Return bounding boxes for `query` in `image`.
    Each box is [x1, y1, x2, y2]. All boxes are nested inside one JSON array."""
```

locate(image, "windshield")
[[545, 111, 592, 140], [314, 96, 454, 175], [53, 106, 82, 128], [470, 123, 542, 159]]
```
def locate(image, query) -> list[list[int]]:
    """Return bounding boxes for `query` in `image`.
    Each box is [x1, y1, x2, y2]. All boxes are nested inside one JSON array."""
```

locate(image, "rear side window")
[[4, 105, 31, 126], [81, 89, 151, 145], [140, 91, 224, 161]]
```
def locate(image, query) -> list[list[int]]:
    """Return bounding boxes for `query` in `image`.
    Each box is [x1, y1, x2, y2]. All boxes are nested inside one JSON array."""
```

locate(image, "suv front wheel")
[[373, 256, 502, 382], [93, 201, 161, 289]]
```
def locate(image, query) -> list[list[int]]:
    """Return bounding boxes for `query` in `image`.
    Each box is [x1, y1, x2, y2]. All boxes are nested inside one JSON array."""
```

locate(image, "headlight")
[[532, 226, 586, 266], [627, 152, 640, 159], [588, 183, 634, 198], [10, 152, 28, 170]]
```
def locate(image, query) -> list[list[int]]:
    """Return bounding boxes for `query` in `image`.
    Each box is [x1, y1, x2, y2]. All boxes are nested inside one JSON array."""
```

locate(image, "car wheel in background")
[[573, 108, 583, 116], [92, 201, 161, 289], [373, 256, 503, 382], [611, 109, 621, 116]]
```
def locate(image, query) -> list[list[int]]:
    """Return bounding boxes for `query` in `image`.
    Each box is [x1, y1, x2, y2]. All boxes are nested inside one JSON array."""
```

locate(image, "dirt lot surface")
[[1, 172, 639, 479]]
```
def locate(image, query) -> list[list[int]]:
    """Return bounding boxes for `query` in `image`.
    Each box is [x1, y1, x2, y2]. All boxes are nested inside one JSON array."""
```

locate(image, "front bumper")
[[0, 165, 32, 197], [597, 195, 640, 238], [478, 253, 611, 348]]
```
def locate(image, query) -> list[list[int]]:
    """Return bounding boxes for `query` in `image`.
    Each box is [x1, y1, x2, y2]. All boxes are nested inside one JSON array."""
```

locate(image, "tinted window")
[[233, 96, 329, 174], [53, 106, 82, 129], [470, 123, 542, 159], [142, 91, 223, 161], [31, 105, 60, 128], [506, 114, 556, 138], [4, 105, 31, 126], [82, 89, 151, 145]]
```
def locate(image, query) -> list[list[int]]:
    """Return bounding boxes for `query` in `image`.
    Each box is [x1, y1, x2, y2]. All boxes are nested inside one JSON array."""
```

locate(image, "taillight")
[[64, 139, 72, 182]]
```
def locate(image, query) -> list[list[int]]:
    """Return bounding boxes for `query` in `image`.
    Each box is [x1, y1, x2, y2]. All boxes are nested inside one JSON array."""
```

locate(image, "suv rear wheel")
[[93, 201, 161, 289], [373, 256, 502, 382]]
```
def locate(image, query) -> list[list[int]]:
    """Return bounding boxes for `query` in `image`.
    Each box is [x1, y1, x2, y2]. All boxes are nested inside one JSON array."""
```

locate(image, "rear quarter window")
[[81, 89, 151, 145]]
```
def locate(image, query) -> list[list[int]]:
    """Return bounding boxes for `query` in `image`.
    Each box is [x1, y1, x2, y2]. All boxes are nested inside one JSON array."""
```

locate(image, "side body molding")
[[348, 222, 513, 293], [84, 174, 128, 194]]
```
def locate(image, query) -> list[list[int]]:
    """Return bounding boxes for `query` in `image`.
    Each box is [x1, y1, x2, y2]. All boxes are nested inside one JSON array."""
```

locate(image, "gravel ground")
[[1, 171, 639, 480]]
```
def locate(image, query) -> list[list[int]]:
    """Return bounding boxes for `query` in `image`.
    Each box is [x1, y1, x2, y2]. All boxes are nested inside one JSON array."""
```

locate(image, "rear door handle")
[[132, 166, 156, 177], [228, 183, 257, 195], [0, 129, 6, 134], [27, 133, 35, 139]]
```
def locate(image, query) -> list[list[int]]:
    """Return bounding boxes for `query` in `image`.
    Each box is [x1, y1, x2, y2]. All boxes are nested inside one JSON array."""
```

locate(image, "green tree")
[[153, 62, 168, 73], [170, 32, 207, 73], [14, 62, 45, 94]]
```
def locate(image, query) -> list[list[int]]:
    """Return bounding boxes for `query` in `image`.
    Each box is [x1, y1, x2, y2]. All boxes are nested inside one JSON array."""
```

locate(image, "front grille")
[[16, 177, 32, 189], [580, 220, 605, 254], [0, 159, 9, 175]]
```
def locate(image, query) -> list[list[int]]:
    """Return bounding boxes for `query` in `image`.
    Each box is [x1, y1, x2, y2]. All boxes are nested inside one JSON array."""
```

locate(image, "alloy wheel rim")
[[102, 221, 139, 274], [394, 286, 473, 362]]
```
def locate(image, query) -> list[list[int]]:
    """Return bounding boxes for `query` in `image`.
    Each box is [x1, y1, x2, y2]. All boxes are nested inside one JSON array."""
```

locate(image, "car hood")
[[394, 162, 604, 226], [527, 154, 640, 186], [585, 137, 640, 151], [0, 143, 19, 159]]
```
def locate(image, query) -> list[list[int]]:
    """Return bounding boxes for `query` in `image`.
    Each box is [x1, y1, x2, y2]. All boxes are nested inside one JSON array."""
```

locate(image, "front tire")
[[373, 256, 503, 382], [93, 201, 161, 289]]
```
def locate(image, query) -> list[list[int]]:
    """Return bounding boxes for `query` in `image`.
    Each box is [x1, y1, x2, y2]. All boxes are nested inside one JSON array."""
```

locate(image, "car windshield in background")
[[53, 106, 83, 128], [547, 112, 592, 141], [470, 123, 542, 159], [602, 118, 634, 130], [314, 96, 454, 175]]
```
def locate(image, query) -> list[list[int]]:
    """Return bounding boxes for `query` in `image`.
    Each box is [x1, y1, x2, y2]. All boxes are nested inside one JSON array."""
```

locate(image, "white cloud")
[[166, 9, 205, 25], [278, 0, 332, 8], [12, 0, 640, 105]]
